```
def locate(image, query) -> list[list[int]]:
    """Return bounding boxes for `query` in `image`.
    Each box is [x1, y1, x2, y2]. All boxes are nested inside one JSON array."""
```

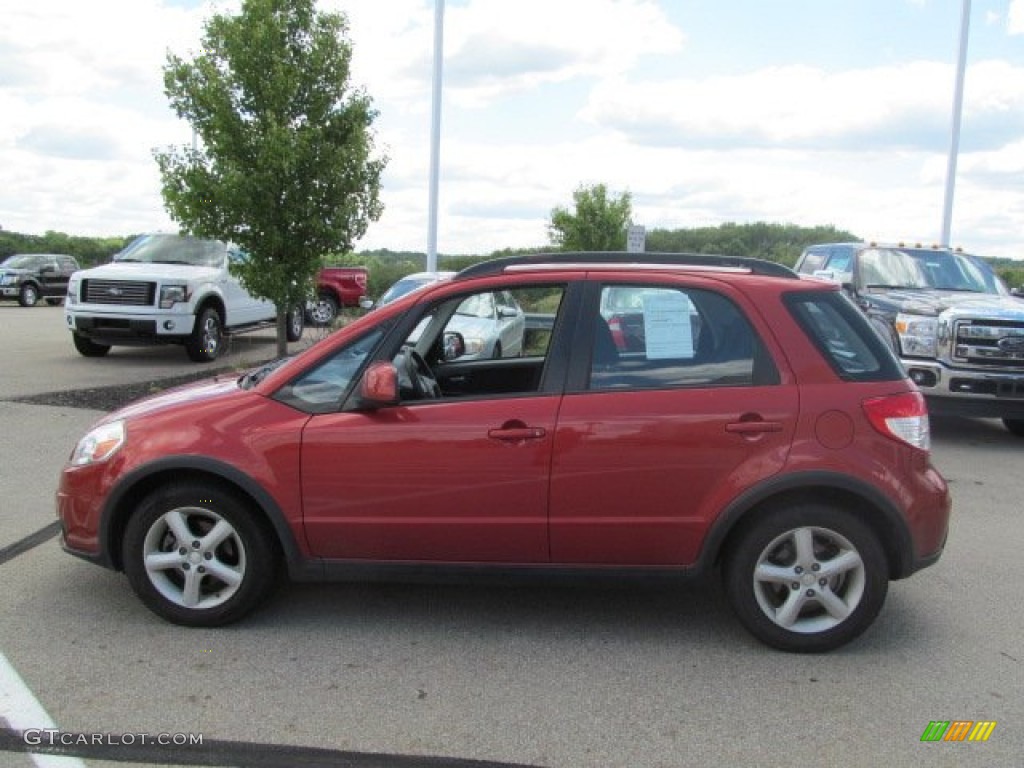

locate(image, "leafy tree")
[[155, 0, 386, 356], [549, 183, 632, 251]]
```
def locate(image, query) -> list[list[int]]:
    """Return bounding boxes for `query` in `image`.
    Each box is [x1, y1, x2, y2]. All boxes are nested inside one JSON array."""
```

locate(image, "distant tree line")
[[5, 223, 1022, 293], [0, 228, 134, 266]]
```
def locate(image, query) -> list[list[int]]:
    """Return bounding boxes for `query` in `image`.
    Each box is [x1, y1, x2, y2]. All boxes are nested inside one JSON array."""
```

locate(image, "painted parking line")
[[0, 652, 85, 768], [0, 522, 61, 567]]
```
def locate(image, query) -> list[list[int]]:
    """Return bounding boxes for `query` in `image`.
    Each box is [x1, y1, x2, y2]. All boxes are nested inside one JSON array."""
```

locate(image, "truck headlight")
[[71, 420, 125, 466], [894, 313, 937, 357], [66, 279, 79, 305], [159, 284, 190, 309]]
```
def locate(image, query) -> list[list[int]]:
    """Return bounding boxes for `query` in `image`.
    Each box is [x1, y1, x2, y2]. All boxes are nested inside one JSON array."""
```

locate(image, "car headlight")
[[66, 279, 79, 305], [71, 420, 125, 466], [0, 274, 14, 286], [159, 284, 190, 309], [462, 336, 486, 356], [894, 313, 938, 357]]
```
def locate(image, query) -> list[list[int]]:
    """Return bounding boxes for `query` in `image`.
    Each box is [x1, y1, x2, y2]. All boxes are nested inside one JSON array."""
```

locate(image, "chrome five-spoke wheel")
[[123, 483, 278, 626], [724, 504, 887, 653]]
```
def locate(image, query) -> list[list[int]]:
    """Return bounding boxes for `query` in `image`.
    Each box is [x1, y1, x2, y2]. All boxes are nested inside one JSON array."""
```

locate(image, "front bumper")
[[65, 309, 196, 343], [902, 358, 1024, 418]]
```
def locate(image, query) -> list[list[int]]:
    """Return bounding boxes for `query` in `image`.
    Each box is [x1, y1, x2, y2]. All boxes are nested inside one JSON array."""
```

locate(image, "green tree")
[[155, 0, 386, 356], [548, 183, 632, 251]]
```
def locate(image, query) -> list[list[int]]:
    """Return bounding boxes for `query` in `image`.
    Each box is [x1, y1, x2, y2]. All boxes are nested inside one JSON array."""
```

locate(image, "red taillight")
[[862, 391, 930, 450]]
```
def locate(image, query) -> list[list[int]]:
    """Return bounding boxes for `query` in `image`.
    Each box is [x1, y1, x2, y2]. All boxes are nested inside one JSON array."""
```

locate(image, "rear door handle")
[[488, 426, 546, 441], [725, 420, 783, 435]]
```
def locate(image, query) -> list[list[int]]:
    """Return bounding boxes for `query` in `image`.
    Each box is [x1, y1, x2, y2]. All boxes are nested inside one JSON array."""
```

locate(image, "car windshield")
[[1, 255, 40, 269], [114, 234, 225, 267], [455, 293, 493, 318], [860, 248, 989, 293], [379, 278, 439, 306]]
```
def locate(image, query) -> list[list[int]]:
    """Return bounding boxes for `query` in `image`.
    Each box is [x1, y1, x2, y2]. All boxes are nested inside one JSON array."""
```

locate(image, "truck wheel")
[[286, 305, 305, 341], [72, 333, 111, 357], [1003, 418, 1024, 437], [19, 284, 39, 307], [186, 307, 223, 362], [723, 503, 888, 653], [122, 482, 280, 627], [309, 294, 338, 326]]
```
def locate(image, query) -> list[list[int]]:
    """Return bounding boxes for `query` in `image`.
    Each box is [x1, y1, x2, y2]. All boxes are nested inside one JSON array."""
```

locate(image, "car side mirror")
[[442, 331, 466, 361], [359, 296, 375, 310], [357, 361, 400, 408], [498, 306, 518, 318]]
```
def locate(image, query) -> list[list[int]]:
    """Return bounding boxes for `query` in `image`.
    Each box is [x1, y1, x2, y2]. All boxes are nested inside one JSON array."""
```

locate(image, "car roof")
[[456, 252, 798, 280]]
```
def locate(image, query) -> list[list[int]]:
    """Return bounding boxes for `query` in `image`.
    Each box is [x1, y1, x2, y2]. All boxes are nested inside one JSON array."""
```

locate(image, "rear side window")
[[589, 284, 779, 390], [785, 291, 903, 381]]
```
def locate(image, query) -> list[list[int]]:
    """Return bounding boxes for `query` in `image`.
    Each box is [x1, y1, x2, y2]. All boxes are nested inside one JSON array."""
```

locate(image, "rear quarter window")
[[785, 291, 903, 382]]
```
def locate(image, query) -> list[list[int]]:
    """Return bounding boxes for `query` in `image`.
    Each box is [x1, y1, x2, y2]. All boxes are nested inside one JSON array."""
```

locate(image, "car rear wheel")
[[72, 332, 110, 357], [308, 294, 338, 326], [122, 483, 279, 627], [723, 504, 888, 653], [186, 307, 223, 362], [286, 305, 305, 341], [19, 284, 39, 307]]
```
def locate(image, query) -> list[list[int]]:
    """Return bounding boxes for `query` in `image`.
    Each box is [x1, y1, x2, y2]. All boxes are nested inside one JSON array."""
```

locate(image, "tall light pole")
[[941, 0, 971, 247], [426, 0, 445, 272]]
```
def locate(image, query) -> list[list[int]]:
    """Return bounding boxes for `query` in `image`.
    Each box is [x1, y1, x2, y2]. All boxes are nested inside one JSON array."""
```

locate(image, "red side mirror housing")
[[358, 361, 399, 408]]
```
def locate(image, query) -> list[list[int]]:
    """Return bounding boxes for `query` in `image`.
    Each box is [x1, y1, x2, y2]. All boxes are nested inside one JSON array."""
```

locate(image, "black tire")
[[122, 482, 279, 627], [308, 294, 338, 326], [45, 297, 64, 306], [186, 307, 223, 362], [72, 332, 111, 357], [1002, 418, 1024, 437], [285, 305, 305, 341], [18, 283, 39, 307], [723, 504, 888, 653]]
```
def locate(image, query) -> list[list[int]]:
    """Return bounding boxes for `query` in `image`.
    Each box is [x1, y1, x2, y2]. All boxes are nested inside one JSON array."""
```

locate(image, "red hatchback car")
[[57, 253, 950, 652]]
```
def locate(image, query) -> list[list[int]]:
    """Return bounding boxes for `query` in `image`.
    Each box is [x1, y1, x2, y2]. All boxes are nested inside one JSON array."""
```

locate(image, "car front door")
[[297, 282, 571, 563], [549, 279, 798, 566]]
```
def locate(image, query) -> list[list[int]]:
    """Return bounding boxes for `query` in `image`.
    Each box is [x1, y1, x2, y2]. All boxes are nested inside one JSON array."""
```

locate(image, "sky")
[[2, 0, 1024, 259]]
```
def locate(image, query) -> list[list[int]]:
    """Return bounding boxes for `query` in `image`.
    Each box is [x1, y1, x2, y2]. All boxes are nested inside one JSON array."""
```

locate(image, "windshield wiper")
[[239, 358, 291, 389]]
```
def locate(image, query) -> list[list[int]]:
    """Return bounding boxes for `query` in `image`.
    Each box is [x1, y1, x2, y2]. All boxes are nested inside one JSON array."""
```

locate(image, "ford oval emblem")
[[997, 336, 1024, 354]]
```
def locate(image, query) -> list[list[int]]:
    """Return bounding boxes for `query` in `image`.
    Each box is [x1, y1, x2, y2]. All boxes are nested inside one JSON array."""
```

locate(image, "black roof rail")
[[455, 251, 798, 280]]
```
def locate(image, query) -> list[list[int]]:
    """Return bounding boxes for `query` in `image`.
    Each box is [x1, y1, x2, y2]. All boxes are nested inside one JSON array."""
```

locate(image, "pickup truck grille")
[[953, 320, 1024, 367], [82, 279, 156, 306]]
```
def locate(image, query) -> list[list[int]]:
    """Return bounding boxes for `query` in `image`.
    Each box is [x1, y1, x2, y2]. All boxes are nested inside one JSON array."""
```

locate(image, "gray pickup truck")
[[795, 242, 1024, 436]]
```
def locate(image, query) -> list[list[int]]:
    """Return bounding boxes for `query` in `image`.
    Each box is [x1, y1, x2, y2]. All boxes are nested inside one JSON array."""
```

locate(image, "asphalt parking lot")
[[1, 303, 1022, 768]]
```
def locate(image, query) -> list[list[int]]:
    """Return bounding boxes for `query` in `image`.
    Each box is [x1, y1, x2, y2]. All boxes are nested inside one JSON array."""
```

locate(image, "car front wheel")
[[186, 307, 223, 362], [19, 284, 39, 307], [72, 333, 111, 357], [723, 504, 888, 653], [122, 483, 279, 627]]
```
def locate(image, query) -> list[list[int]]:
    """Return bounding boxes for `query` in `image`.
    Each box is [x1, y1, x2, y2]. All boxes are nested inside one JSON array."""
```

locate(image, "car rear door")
[[549, 277, 798, 566]]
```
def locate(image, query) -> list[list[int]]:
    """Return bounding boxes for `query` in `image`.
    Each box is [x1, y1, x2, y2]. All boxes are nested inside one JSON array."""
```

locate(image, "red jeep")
[[57, 253, 950, 652]]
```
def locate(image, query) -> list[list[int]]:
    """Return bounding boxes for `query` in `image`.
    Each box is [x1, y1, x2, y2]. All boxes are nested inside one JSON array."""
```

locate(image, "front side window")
[[589, 284, 776, 390], [275, 327, 387, 413]]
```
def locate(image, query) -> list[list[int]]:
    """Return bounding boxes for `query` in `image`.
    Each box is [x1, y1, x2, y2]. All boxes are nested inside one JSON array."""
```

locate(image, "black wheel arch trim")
[[97, 455, 308, 575], [697, 470, 916, 579]]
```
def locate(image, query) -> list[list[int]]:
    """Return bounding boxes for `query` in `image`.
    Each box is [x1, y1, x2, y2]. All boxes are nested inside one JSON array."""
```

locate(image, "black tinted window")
[[785, 291, 902, 381]]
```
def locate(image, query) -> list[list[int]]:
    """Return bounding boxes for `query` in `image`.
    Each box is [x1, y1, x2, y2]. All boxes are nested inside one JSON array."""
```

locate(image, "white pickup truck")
[[64, 233, 304, 362]]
